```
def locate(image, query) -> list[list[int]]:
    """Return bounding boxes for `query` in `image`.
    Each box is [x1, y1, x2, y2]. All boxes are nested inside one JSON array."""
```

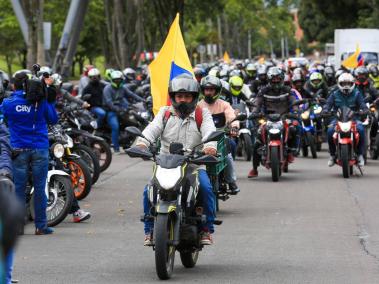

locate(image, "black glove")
[[46, 85, 57, 103]]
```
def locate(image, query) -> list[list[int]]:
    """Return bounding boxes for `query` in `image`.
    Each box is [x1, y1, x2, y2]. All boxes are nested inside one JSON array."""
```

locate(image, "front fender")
[[47, 170, 69, 182], [238, 128, 251, 135], [156, 201, 177, 214]]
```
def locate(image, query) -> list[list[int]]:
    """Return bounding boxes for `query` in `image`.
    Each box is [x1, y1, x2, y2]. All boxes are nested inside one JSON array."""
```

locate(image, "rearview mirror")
[[125, 147, 153, 159], [125, 126, 143, 137]]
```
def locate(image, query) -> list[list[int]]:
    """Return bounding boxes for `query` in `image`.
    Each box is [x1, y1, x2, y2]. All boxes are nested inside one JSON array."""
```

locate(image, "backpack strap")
[[162, 106, 203, 132]]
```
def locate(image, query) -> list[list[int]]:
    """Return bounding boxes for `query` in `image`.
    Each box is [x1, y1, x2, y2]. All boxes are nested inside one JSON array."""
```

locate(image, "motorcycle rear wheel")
[[241, 133, 252, 161], [341, 144, 350, 178], [270, 146, 280, 182], [371, 135, 379, 160], [91, 140, 112, 172], [180, 251, 199, 268], [155, 214, 176, 280]]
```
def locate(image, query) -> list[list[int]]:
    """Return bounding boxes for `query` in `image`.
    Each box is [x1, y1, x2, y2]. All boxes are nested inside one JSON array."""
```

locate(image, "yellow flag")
[[342, 44, 361, 69], [258, 56, 265, 64], [223, 51, 231, 64], [148, 13, 193, 115]]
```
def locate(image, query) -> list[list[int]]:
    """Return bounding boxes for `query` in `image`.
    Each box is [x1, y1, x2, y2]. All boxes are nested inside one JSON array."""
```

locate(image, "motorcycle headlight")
[[338, 121, 352, 133], [313, 106, 322, 115], [301, 110, 310, 120], [269, 128, 280, 135], [90, 120, 98, 129], [155, 166, 182, 190], [52, 143, 65, 158]]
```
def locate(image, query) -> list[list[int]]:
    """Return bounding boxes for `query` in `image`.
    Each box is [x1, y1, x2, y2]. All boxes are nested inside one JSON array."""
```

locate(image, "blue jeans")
[[143, 169, 215, 234], [12, 149, 49, 229], [106, 111, 120, 151], [90, 107, 106, 128], [327, 119, 365, 156], [4, 249, 14, 284]]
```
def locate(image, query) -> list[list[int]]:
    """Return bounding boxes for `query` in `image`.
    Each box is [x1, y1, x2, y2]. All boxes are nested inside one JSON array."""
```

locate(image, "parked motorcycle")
[[125, 126, 222, 280]]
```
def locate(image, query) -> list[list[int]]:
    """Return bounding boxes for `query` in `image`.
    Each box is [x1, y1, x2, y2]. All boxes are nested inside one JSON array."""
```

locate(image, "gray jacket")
[[136, 106, 217, 154]]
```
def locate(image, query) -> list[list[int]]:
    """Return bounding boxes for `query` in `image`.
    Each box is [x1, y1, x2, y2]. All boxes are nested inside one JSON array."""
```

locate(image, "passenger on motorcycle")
[[136, 74, 217, 246], [82, 68, 107, 128], [198, 75, 240, 194], [323, 73, 368, 167], [248, 67, 299, 178], [103, 70, 144, 153]]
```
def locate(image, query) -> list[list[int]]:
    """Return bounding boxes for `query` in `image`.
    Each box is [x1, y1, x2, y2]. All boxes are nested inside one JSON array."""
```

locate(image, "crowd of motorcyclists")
[[1, 54, 379, 282]]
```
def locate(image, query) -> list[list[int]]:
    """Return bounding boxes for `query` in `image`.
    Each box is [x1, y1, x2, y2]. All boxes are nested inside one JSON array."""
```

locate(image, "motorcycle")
[[49, 125, 93, 200], [61, 103, 112, 173], [299, 98, 324, 158], [323, 107, 364, 178], [233, 102, 252, 161], [369, 98, 379, 159], [250, 100, 304, 182], [27, 137, 74, 227], [125, 126, 222, 280]]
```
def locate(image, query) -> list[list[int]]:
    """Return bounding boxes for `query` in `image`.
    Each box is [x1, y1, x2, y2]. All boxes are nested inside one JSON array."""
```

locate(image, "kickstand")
[[356, 164, 364, 176]]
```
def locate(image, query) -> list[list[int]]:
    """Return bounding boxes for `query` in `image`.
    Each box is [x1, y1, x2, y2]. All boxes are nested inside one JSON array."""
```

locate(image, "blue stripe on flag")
[[170, 61, 192, 81]]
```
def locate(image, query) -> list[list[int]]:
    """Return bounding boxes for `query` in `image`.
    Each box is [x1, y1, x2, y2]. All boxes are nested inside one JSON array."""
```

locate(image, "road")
[[13, 147, 379, 284]]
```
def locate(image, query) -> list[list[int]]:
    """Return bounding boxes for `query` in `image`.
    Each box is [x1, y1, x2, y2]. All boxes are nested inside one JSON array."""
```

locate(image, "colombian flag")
[[342, 44, 364, 69], [149, 13, 193, 115]]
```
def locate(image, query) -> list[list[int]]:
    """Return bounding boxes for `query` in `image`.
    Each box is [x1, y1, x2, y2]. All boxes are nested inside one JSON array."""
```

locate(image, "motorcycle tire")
[[91, 140, 112, 172], [307, 132, 317, 159], [155, 214, 176, 280], [241, 133, 252, 161], [180, 251, 199, 268], [65, 158, 93, 200], [341, 144, 350, 178], [72, 145, 101, 185], [30, 175, 74, 227], [317, 142, 322, 152], [301, 139, 308, 157], [373, 135, 379, 160], [270, 146, 280, 182]]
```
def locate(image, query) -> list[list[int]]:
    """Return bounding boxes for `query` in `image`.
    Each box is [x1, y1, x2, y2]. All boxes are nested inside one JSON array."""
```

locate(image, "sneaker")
[[358, 155, 365, 167], [287, 153, 295, 163], [228, 182, 240, 194], [200, 231, 213, 245], [35, 227, 54, 235], [73, 209, 91, 223], [248, 169, 258, 178], [328, 156, 336, 167], [144, 233, 153, 246]]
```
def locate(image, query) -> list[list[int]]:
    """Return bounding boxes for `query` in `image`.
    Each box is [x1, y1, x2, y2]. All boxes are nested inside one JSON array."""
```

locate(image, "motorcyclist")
[[82, 68, 107, 128], [368, 64, 379, 90], [323, 73, 368, 167], [354, 66, 378, 102], [244, 63, 257, 87], [248, 67, 299, 178], [324, 66, 336, 88], [193, 66, 206, 83], [103, 70, 144, 153], [136, 74, 217, 246], [225, 75, 252, 106], [198, 75, 240, 194], [78, 65, 94, 96], [123, 68, 139, 91], [250, 65, 269, 97], [303, 72, 329, 100]]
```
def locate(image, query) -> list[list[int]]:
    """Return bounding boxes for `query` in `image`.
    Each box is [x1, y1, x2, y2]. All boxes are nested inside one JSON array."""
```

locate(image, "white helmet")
[[122, 67, 136, 80], [51, 73, 62, 87], [88, 68, 100, 78], [337, 73, 355, 95]]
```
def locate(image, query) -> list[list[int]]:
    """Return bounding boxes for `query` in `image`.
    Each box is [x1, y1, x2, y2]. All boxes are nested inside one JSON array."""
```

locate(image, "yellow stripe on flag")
[[342, 44, 360, 69], [148, 13, 193, 115]]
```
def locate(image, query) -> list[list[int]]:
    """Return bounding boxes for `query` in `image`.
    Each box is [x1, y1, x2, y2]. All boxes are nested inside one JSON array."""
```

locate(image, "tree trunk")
[[36, 0, 45, 65], [114, 0, 127, 68], [5, 55, 13, 75], [24, 0, 38, 69]]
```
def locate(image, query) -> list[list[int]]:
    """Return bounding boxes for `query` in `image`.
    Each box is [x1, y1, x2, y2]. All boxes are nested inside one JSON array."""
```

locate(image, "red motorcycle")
[[325, 107, 363, 178]]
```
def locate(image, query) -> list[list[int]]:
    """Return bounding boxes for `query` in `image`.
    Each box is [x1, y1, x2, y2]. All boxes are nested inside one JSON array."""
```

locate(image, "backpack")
[[162, 106, 203, 132]]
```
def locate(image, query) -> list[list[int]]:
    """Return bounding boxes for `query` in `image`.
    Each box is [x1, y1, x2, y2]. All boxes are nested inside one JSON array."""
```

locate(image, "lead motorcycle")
[[125, 126, 222, 280]]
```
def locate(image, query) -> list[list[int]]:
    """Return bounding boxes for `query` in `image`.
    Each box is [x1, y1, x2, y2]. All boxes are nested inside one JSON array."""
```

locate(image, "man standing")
[[1, 71, 58, 235]]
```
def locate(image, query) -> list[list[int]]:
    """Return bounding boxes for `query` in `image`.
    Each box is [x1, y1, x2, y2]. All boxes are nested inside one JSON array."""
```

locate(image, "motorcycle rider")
[[354, 66, 378, 101], [323, 73, 368, 167], [250, 65, 269, 97], [244, 63, 257, 87], [248, 67, 299, 178], [303, 72, 329, 100], [136, 74, 217, 246], [198, 75, 240, 194], [103, 70, 144, 153], [324, 66, 336, 88], [225, 75, 252, 106], [368, 64, 379, 90], [82, 68, 107, 128], [123, 68, 139, 91], [78, 65, 94, 96]]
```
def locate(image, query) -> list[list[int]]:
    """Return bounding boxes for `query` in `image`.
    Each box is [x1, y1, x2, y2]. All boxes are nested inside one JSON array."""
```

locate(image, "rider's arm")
[[135, 107, 166, 148], [357, 91, 369, 111], [123, 85, 144, 102], [323, 92, 335, 113], [252, 92, 263, 114], [62, 89, 85, 106], [223, 101, 239, 129], [103, 86, 121, 112], [200, 108, 217, 152], [0, 123, 12, 177]]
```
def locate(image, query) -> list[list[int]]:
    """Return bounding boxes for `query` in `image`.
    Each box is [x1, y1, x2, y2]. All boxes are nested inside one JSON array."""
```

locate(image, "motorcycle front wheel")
[[30, 175, 74, 227], [340, 144, 350, 178], [72, 145, 101, 185], [65, 158, 93, 200], [155, 214, 176, 280], [270, 146, 280, 182]]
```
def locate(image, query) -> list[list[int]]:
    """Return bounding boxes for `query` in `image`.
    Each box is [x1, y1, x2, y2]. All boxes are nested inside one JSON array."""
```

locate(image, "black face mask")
[[90, 79, 99, 85], [176, 102, 193, 119], [204, 96, 215, 104]]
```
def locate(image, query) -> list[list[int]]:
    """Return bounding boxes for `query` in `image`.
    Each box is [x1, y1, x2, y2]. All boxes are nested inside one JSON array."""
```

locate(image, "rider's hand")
[[82, 102, 90, 108], [230, 127, 239, 137], [204, 147, 217, 156]]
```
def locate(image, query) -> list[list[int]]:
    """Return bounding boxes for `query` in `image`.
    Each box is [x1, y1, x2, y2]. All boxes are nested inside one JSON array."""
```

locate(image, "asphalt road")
[[13, 146, 379, 284]]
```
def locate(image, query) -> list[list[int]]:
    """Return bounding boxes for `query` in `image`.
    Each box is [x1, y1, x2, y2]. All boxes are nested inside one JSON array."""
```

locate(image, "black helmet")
[[257, 65, 268, 82], [168, 74, 200, 118], [200, 75, 222, 104], [267, 67, 284, 91], [354, 66, 369, 84]]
